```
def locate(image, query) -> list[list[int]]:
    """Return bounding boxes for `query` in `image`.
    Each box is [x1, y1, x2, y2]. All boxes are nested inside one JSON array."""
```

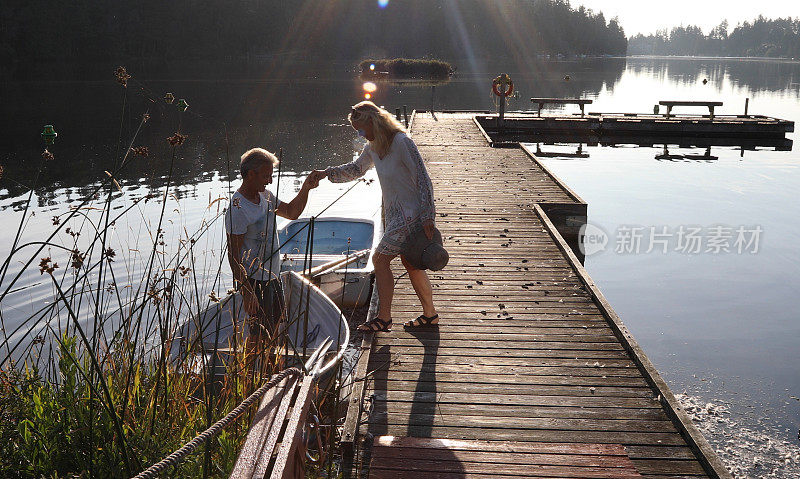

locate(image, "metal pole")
[[403, 105, 409, 127], [498, 93, 506, 129], [395, 108, 401, 121], [744, 97, 749, 117]]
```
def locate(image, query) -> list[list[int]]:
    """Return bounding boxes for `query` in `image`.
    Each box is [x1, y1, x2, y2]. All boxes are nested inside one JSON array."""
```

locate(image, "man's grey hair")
[[240, 148, 279, 178]]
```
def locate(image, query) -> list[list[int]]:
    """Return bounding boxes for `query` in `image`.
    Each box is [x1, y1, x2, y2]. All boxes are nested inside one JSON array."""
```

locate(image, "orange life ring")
[[492, 76, 514, 97]]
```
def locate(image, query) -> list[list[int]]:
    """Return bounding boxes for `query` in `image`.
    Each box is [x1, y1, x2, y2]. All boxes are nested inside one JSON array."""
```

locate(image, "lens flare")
[[364, 93, 372, 100], [369, 63, 375, 71], [377, 0, 389, 8], [362, 82, 377, 93]]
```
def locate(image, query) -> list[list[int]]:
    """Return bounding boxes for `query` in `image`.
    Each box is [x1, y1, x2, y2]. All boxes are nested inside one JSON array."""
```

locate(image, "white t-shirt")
[[224, 190, 281, 282]]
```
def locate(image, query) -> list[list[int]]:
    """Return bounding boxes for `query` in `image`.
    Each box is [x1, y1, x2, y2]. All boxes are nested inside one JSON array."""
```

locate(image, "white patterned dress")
[[325, 132, 435, 256]]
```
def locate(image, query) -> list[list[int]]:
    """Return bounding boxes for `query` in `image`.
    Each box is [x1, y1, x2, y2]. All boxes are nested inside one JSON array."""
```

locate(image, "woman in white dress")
[[322, 101, 439, 331]]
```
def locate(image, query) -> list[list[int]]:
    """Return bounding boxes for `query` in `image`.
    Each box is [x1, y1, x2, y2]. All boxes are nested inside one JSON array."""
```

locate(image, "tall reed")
[[1, 69, 328, 479]]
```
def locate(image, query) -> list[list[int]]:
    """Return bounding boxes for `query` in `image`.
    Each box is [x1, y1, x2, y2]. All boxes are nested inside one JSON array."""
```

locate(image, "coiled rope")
[[132, 367, 302, 479]]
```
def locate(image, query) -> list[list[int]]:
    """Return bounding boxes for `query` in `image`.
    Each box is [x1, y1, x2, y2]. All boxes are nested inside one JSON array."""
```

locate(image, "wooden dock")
[[476, 111, 794, 148], [341, 112, 731, 478]]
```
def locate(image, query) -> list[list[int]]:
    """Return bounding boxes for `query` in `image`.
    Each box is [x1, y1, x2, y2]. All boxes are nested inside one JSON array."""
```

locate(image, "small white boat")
[[279, 216, 379, 309], [170, 271, 348, 376], [275, 169, 382, 310]]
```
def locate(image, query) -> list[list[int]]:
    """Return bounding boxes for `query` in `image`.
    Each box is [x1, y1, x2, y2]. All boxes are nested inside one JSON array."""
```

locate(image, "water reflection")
[[627, 57, 800, 94], [1, 59, 630, 205]]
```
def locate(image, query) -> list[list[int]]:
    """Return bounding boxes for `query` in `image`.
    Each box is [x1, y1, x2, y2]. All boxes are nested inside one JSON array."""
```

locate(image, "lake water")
[[1, 57, 799, 477]]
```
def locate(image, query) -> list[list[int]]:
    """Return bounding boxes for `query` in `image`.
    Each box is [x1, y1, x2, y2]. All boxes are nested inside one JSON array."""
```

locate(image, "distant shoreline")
[[626, 54, 800, 63]]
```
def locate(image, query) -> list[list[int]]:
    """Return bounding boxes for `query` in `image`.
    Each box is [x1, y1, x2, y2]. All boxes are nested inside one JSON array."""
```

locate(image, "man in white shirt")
[[225, 147, 324, 347]]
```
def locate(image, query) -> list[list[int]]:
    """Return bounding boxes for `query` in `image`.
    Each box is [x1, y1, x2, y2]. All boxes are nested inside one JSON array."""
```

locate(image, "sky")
[[570, 0, 800, 36]]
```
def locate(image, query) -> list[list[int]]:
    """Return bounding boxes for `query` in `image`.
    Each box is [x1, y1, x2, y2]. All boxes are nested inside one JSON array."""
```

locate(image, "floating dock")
[[341, 112, 732, 478], [477, 110, 794, 149]]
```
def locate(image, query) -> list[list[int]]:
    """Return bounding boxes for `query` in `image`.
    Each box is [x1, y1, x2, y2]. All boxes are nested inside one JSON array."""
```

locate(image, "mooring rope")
[[132, 367, 301, 479]]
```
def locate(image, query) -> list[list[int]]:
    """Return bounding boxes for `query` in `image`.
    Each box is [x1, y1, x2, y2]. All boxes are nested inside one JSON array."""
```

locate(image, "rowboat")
[[170, 270, 349, 377], [279, 216, 379, 309]]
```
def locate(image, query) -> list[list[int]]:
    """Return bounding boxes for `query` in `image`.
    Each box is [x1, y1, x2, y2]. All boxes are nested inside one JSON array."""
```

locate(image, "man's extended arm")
[[276, 170, 323, 219]]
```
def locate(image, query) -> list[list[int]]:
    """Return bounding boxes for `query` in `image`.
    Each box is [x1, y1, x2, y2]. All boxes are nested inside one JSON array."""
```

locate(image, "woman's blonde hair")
[[349, 101, 406, 158]]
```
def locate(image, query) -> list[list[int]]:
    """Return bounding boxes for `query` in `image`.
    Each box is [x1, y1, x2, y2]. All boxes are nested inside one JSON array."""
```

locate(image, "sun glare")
[[377, 0, 389, 8], [362, 82, 377, 93]]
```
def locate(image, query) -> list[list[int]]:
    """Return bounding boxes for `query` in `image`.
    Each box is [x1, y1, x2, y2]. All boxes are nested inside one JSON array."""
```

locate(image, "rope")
[[132, 367, 302, 479]]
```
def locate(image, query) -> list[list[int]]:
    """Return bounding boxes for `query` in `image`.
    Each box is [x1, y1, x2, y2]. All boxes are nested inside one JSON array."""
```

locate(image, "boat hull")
[[170, 271, 347, 374]]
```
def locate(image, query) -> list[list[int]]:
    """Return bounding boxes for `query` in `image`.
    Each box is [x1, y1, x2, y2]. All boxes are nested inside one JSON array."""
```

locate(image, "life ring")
[[492, 75, 514, 97]]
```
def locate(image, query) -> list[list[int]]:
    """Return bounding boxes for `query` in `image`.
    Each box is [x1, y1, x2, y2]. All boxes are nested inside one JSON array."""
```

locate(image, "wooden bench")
[[659, 100, 723, 120], [530, 98, 593, 117]]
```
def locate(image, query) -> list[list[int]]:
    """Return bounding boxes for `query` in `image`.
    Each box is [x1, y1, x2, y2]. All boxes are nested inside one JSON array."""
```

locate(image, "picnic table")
[[530, 98, 593, 117], [659, 100, 723, 119]]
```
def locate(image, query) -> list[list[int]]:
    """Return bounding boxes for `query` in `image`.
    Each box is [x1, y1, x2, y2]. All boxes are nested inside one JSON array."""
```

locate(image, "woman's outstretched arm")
[[325, 146, 374, 183]]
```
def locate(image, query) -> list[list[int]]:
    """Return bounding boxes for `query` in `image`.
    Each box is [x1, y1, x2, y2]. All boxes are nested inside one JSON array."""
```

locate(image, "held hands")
[[423, 219, 436, 240], [302, 169, 328, 190]]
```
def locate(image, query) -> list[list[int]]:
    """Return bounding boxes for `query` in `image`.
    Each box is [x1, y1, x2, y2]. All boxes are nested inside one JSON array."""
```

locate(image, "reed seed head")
[[115, 66, 131, 87], [70, 249, 85, 270], [39, 257, 58, 275], [131, 146, 149, 157], [167, 132, 187, 146]]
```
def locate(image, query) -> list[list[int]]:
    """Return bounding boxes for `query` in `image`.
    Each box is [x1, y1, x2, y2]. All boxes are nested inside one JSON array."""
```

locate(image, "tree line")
[[0, 0, 626, 71], [628, 17, 800, 58]]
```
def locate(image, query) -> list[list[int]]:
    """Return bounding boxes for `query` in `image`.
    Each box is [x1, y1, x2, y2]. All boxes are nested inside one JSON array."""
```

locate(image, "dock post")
[[430, 86, 436, 118], [403, 105, 409, 127], [498, 93, 506, 129], [395, 108, 401, 121], [744, 98, 749, 117]]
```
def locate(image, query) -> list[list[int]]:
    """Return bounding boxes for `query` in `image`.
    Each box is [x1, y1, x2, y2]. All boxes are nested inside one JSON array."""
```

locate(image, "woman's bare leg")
[[372, 252, 396, 322], [401, 255, 437, 318]]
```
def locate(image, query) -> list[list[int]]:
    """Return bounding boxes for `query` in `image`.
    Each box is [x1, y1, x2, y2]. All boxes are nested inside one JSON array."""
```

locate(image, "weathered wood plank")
[[377, 402, 668, 420], [340, 333, 373, 457], [369, 370, 649, 387], [369, 346, 633, 359], [270, 375, 314, 479], [371, 390, 662, 408], [371, 414, 677, 433], [367, 381, 654, 397], [369, 354, 635, 368], [250, 377, 299, 479], [375, 362, 640, 377], [370, 437, 642, 478], [369, 460, 642, 478], [230, 377, 294, 479], [364, 424, 689, 446]]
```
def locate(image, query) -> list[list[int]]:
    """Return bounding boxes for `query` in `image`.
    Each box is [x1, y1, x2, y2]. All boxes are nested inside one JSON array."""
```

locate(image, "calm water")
[[1, 57, 799, 476]]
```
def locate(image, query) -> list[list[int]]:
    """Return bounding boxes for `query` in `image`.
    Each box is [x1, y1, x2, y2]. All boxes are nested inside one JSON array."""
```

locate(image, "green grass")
[[1, 335, 253, 478]]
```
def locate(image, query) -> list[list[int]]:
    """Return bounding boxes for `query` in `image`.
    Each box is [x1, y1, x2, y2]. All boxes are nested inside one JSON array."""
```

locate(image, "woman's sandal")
[[357, 317, 392, 332], [403, 313, 439, 329]]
